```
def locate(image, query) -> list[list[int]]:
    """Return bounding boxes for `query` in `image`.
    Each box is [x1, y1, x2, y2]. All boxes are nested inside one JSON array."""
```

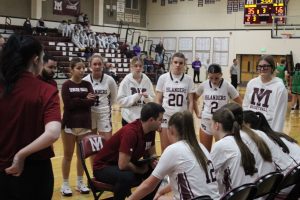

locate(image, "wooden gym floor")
[[51, 87, 300, 200]]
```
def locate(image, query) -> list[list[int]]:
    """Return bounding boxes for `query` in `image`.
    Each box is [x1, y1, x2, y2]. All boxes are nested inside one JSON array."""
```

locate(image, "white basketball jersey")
[[83, 74, 117, 113], [254, 130, 296, 175], [152, 141, 220, 200], [240, 130, 276, 177], [156, 72, 194, 115], [211, 136, 258, 195], [196, 79, 239, 119]]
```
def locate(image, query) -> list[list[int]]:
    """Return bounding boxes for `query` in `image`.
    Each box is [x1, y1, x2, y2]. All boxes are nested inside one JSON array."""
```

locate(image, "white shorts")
[[91, 111, 112, 132], [200, 118, 213, 135], [161, 113, 171, 128], [64, 128, 91, 136]]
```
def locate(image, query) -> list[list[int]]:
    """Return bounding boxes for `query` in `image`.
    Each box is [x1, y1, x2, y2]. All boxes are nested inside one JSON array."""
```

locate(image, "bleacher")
[[0, 21, 161, 85]]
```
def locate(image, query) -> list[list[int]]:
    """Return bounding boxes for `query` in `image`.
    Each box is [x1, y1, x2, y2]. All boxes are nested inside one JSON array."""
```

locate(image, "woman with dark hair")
[[128, 111, 220, 200], [222, 103, 275, 177], [194, 64, 242, 151], [243, 55, 288, 132], [210, 108, 258, 194], [61, 57, 95, 196], [243, 110, 300, 163], [0, 34, 61, 199]]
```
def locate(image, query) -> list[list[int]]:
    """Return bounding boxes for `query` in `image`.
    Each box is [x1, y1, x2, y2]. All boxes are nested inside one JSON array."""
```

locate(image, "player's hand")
[[5, 154, 25, 176], [86, 93, 96, 100], [150, 157, 159, 169], [141, 92, 149, 98], [138, 164, 149, 174]]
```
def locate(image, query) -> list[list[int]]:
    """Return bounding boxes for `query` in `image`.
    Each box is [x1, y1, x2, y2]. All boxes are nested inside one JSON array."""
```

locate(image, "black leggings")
[[0, 159, 54, 200]]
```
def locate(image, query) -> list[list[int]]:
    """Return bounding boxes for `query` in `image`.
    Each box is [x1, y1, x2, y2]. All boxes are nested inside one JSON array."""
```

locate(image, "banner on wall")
[[53, 0, 80, 16]]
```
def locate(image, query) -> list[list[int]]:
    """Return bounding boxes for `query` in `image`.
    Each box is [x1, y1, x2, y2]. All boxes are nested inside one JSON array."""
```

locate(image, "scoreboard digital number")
[[244, 0, 286, 25]]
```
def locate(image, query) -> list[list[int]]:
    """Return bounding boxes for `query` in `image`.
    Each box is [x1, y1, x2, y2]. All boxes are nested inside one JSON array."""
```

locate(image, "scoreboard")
[[244, 0, 286, 25]]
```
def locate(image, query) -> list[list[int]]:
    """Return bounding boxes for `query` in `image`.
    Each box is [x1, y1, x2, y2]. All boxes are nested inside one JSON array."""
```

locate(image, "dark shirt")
[[93, 120, 155, 170], [155, 44, 164, 55], [61, 80, 95, 129], [0, 72, 61, 171], [37, 74, 58, 88]]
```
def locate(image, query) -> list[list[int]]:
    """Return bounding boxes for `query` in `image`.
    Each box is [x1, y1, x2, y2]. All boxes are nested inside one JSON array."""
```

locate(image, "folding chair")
[[191, 195, 213, 200], [267, 164, 300, 200], [79, 134, 114, 200], [220, 183, 257, 200], [254, 171, 283, 199]]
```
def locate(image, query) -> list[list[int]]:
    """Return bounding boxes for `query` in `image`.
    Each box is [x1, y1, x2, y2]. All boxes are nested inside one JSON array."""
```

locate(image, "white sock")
[[62, 179, 69, 187], [77, 176, 83, 185]]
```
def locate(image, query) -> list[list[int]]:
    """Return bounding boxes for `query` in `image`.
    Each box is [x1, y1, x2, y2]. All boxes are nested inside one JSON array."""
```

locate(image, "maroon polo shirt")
[[0, 72, 61, 171], [93, 120, 155, 170]]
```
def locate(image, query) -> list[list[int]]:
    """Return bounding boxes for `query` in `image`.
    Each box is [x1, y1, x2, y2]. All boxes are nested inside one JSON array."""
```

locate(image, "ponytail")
[[245, 111, 291, 154], [0, 34, 43, 97], [213, 108, 257, 176], [169, 111, 210, 181], [221, 104, 272, 162]]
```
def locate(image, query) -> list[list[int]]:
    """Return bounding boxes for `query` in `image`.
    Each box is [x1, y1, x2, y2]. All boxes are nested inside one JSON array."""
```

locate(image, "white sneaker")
[[61, 185, 73, 196], [291, 108, 295, 114], [76, 181, 90, 194]]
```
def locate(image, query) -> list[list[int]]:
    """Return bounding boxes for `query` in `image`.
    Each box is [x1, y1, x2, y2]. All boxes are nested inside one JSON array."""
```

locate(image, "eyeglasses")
[[257, 64, 272, 71]]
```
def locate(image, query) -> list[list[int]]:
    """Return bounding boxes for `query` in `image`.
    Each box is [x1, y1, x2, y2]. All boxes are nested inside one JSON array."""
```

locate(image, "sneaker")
[[61, 185, 73, 197], [291, 108, 295, 114], [76, 181, 90, 194]]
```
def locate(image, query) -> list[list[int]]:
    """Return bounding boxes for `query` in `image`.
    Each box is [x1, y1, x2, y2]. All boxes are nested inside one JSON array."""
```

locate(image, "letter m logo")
[[89, 137, 103, 152], [250, 88, 272, 108]]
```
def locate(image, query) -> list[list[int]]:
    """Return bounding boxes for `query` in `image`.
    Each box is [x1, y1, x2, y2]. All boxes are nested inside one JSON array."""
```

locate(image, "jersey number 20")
[[168, 94, 183, 106]]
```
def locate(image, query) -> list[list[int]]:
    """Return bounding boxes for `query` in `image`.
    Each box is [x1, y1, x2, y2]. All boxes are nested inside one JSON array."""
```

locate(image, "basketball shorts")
[[64, 128, 91, 136], [161, 113, 171, 128], [200, 118, 213, 135], [291, 85, 300, 95], [91, 111, 112, 132]]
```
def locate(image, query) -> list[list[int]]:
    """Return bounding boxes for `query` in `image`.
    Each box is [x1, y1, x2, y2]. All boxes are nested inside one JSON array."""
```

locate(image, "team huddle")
[[0, 35, 299, 200], [60, 51, 299, 199]]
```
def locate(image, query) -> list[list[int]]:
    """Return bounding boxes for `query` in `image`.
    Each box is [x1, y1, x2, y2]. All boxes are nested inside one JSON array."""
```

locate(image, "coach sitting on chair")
[[93, 102, 165, 200]]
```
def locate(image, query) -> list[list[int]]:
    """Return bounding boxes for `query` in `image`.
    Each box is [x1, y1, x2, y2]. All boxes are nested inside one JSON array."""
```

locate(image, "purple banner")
[[53, 0, 80, 17]]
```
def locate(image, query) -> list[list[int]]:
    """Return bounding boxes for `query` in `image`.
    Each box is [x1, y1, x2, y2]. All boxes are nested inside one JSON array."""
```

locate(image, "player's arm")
[[193, 93, 201, 118], [188, 92, 194, 113], [156, 91, 163, 105], [128, 175, 161, 200], [233, 96, 243, 105]]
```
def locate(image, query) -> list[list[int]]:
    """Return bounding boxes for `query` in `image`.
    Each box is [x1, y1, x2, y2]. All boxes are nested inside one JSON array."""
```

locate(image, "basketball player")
[[222, 103, 275, 177], [243, 110, 300, 164], [243, 55, 288, 132], [128, 111, 220, 200], [194, 64, 242, 151], [156, 52, 194, 152], [210, 108, 258, 195], [117, 56, 155, 126], [290, 63, 300, 113], [61, 58, 95, 196], [83, 54, 117, 140]]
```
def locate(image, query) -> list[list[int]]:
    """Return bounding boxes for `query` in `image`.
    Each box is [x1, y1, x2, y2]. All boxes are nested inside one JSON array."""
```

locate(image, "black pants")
[[94, 166, 159, 200], [231, 74, 238, 88], [0, 159, 54, 200], [193, 71, 200, 83], [122, 118, 128, 126]]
